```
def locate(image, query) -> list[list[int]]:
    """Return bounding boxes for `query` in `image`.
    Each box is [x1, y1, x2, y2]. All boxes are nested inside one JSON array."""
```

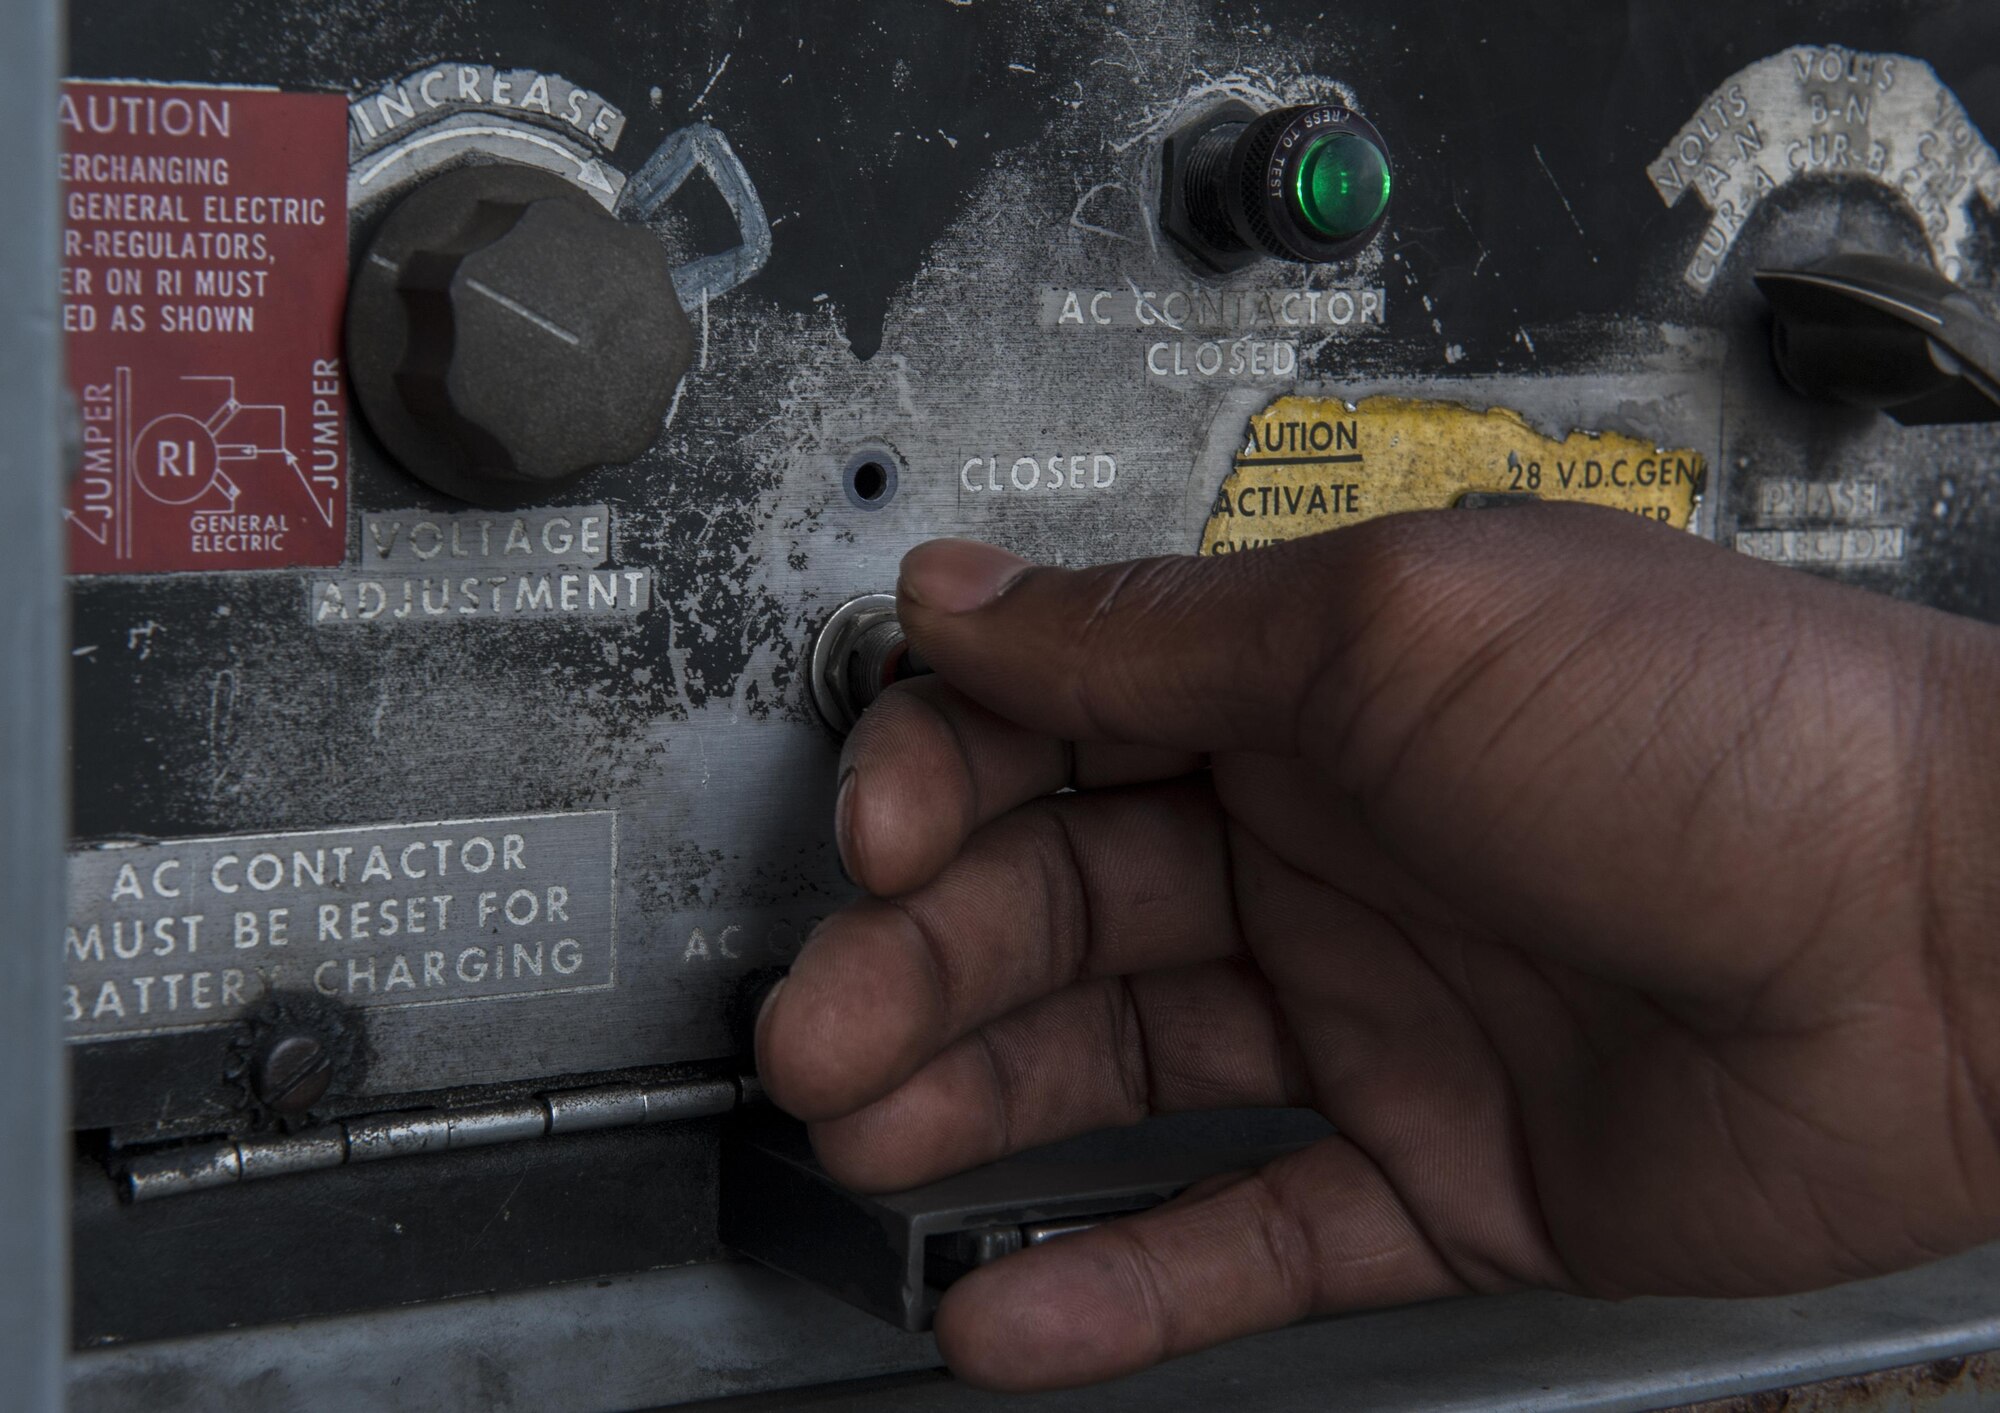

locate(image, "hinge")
[[122, 1073, 760, 1202]]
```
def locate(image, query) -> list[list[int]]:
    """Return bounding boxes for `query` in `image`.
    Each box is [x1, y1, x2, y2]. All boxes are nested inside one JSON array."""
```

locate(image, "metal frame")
[[0, 0, 70, 1406], [34, 3, 2000, 1408]]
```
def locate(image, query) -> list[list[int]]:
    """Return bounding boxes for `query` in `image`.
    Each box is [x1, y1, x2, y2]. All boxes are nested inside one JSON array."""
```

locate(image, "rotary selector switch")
[[348, 163, 693, 506], [1757, 254, 2000, 425], [1163, 102, 1393, 273]]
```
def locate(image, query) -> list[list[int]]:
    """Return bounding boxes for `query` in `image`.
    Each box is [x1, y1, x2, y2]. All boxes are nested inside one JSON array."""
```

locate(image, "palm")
[[1211, 748, 1955, 1300]]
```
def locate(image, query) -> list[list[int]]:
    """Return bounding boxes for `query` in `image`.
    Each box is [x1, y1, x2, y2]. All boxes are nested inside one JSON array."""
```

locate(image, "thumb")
[[896, 507, 1651, 758], [895, 531, 1371, 755]]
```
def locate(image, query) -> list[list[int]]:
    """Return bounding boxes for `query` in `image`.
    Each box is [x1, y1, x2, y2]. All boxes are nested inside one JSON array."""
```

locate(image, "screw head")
[[253, 1033, 333, 1115]]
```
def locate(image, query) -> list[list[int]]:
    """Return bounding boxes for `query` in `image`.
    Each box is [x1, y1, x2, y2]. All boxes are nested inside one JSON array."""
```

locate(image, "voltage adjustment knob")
[[348, 163, 694, 506], [1163, 102, 1394, 272]]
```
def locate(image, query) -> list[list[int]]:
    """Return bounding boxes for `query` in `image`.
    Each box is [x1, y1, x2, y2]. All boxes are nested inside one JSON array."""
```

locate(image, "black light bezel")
[[1230, 104, 1395, 265]]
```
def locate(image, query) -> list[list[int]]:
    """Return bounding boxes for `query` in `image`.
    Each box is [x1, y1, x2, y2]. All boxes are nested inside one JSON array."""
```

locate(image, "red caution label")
[[59, 82, 350, 574]]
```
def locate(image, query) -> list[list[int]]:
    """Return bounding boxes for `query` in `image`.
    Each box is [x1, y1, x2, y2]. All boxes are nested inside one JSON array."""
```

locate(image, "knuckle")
[[1011, 803, 1093, 984], [970, 1027, 1019, 1158], [1103, 1224, 1179, 1365], [1105, 978, 1154, 1121], [1236, 1170, 1320, 1318], [1073, 556, 1199, 638], [874, 894, 959, 1038]]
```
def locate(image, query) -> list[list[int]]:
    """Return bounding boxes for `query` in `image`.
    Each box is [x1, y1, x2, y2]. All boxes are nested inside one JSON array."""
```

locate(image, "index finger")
[[839, 675, 1201, 898]]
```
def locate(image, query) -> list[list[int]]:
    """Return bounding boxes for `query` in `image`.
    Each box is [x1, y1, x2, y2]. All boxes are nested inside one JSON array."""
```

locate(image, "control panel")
[[55, 0, 2000, 1375]]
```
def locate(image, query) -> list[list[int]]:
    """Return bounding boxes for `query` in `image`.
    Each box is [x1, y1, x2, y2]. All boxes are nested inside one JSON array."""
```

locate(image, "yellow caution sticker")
[[1200, 396, 1707, 556]]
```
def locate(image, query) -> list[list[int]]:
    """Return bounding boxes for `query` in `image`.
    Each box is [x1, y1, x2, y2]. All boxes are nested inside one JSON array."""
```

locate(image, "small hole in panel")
[[842, 446, 901, 511], [853, 461, 890, 502]]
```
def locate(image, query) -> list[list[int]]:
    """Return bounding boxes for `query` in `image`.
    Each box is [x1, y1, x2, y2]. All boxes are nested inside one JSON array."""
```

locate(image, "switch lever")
[[1756, 253, 2000, 425]]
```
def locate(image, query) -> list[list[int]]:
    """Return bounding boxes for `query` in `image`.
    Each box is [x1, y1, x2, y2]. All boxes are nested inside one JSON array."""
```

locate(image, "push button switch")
[[1291, 130, 1393, 241], [1163, 101, 1394, 273], [808, 594, 932, 735]]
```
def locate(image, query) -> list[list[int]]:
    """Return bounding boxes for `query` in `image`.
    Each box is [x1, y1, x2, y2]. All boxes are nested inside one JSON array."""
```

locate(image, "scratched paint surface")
[[59, 0, 2000, 1134]]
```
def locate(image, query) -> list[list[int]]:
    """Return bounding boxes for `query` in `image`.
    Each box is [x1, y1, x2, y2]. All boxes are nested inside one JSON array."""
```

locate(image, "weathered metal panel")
[[44, 0, 2000, 1404]]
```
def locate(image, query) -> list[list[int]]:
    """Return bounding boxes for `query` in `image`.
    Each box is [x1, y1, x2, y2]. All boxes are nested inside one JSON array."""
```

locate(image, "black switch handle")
[[1756, 253, 2000, 426]]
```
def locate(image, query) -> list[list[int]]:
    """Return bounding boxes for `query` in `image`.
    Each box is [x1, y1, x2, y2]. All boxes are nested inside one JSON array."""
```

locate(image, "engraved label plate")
[[359, 506, 613, 570], [65, 811, 616, 1041], [307, 567, 653, 624]]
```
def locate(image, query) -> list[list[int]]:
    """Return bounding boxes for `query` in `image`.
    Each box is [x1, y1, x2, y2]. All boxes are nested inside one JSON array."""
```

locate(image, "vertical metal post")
[[0, 0, 70, 1405]]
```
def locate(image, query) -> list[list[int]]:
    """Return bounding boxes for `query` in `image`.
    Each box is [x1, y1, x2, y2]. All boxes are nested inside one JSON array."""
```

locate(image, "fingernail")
[[899, 540, 1030, 615], [833, 768, 859, 886], [755, 976, 788, 1044]]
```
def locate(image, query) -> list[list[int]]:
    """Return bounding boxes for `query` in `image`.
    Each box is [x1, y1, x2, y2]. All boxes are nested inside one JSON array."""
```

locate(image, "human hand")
[[756, 505, 2000, 1390]]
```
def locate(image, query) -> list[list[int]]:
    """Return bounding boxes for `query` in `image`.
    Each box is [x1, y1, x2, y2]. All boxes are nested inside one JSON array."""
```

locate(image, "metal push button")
[[808, 594, 933, 734]]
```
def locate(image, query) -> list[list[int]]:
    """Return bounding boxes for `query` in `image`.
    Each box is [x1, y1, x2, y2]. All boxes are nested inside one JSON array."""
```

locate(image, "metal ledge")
[[69, 1245, 2000, 1412]]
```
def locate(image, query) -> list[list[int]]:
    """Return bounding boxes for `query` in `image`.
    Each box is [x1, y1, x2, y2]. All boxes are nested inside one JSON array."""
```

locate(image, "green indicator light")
[[1292, 133, 1392, 240]]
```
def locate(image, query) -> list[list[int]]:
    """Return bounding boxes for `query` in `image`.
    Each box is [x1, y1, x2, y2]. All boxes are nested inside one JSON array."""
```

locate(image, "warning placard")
[[1200, 396, 1707, 557], [59, 81, 350, 574], [65, 811, 619, 1040]]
